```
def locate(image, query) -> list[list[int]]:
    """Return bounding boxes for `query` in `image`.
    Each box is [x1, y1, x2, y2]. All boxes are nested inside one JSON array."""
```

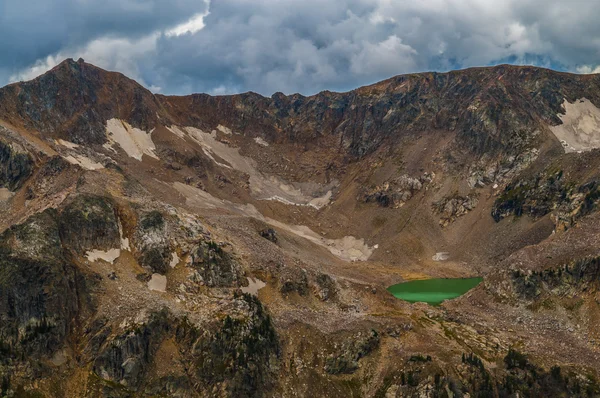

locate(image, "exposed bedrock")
[[0, 138, 34, 191]]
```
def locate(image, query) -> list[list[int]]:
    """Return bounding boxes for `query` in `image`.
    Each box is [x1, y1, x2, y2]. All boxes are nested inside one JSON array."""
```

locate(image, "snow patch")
[[56, 139, 79, 149], [254, 137, 269, 147], [166, 125, 187, 139], [550, 98, 600, 153], [0, 188, 14, 201], [148, 274, 167, 292], [201, 148, 232, 169], [105, 119, 159, 161], [217, 124, 233, 135], [87, 248, 121, 264], [179, 126, 333, 209], [63, 154, 104, 170], [241, 277, 266, 295], [432, 252, 450, 261], [173, 182, 373, 262], [170, 252, 180, 268]]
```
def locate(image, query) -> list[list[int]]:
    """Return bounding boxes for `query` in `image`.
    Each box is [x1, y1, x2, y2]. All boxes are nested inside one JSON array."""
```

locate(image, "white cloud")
[[576, 65, 600, 74], [9, 55, 63, 82], [6, 1, 210, 87], [350, 35, 418, 76], [165, 13, 209, 37]]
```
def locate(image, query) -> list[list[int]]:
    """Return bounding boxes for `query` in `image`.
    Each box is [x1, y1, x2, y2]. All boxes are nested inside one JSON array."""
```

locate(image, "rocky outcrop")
[[509, 256, 600, 301], [176, 294, 280, 397], [279, 267, 309, 296], [24, 155, 72, 200], [467, 148, 539, 188], [93, 310, 172, 390], [0, 138, 33, 191], [189, 241, 244, 288], [364, 173, 433, 208], [0, 210, 87, 358], [133, 210, 173, 274], [492, 169, 600, 228], [433, 193, 479, 227], [314, 273, 338, 301], [260, 228, 278, 243], [59, 194, 120, 254], [324, 329, 380, 375]]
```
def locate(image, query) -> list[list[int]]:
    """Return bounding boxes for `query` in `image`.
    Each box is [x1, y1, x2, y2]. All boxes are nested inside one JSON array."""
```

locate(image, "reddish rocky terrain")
[[0, 58, 600, 397]]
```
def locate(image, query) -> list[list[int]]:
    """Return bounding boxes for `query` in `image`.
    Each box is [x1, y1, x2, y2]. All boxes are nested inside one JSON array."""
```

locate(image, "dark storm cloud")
[[3, 0, 600, 95], [0, 0, 207, 67], [0, 0, 208, 83]]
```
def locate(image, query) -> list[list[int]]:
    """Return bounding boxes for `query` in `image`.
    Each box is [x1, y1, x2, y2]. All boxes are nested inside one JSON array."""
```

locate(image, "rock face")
[[492, 168, 600, 229], [0, 139, 33, 191], [24, 155, 72, 200], [324, 330, 380, 374], [91, 295, 280, 397], [134, 210, 173, 274], [59, 195, 120, 254], [364, 173, 432, 208], [177, 294, 280, 397], [0, 210, 86, 358], [434, 193, 479, 227], [190, 241, 244, 288], [93, 310, 172, 390], [510, 256, 600, 301]]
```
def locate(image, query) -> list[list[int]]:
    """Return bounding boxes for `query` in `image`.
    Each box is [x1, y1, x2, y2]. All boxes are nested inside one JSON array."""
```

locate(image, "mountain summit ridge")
[[5, 58, 599, 162]]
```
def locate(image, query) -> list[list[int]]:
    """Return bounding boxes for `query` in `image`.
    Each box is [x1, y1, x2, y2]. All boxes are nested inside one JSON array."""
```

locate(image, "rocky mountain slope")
[[1, 58, 600, 397]]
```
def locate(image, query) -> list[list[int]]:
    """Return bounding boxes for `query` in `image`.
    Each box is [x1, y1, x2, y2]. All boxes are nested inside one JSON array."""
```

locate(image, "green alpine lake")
[[387, 277, 483, 306]]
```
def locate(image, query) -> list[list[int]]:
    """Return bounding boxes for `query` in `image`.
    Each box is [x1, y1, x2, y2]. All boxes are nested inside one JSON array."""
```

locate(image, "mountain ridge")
[[1, 58, 600, 397], [3, 58, 600, 160]]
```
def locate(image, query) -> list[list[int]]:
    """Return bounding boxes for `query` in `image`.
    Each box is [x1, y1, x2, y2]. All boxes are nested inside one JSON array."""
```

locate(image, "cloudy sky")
[[1, 0, 599, 96]]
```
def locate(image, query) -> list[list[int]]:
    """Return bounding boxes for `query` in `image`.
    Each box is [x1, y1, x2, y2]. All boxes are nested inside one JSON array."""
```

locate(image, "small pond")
[[387, 277, 483, 306]]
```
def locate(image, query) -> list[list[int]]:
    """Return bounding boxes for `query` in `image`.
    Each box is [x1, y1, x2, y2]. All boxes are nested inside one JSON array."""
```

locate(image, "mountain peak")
[[0, 59, 167, 144]]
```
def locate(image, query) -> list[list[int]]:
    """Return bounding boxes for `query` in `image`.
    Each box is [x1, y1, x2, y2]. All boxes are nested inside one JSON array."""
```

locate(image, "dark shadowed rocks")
[[176, 294, 280, 397], [93, 309, 172, 390], [0, 139, 33, 191], [189, 241, 244, 288], [260, 228, 278, 243], [280, 267, 309, 296], [315, 273, 338, 301], [133, 210, 172, 274], [434, 193, 479, 227], [92, 295, 279, 397], [59, 194, 120, 254], [0, 210, 88, 358], [325, 329, 380, 375]]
